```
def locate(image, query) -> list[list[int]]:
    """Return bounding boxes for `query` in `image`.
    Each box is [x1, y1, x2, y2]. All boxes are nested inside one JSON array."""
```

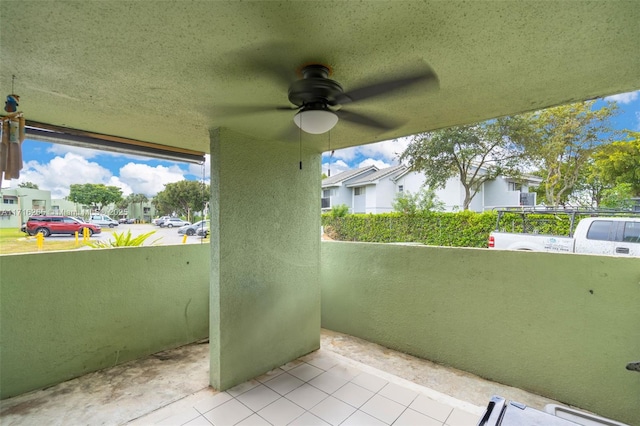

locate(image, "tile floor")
[[130, 349, 482, 426]]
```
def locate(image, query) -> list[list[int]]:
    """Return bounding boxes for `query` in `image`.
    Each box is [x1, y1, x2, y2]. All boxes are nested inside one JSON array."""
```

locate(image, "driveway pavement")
[[94, 224, 208, 246]]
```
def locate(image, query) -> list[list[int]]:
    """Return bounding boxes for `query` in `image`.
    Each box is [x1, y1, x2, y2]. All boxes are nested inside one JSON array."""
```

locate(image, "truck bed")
[[489, 232, 575, 253]]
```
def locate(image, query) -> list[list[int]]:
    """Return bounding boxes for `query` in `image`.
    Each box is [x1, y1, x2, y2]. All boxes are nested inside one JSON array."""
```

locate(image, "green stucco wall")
[[0, 245, 209, 399], [209, 128, 321, 391], [321, 242, 640, 425]]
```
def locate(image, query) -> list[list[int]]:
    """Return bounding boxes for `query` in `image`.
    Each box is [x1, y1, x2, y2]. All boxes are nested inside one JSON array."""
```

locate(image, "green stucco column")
[[209, 128, 321, 391]]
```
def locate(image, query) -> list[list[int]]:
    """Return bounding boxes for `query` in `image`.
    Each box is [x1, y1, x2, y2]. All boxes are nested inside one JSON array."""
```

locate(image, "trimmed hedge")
[[321, 211, 579, 248]]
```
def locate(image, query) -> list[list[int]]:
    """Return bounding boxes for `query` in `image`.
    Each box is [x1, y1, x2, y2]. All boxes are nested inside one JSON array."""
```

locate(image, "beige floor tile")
[[445, 408, 481, 426], [409, 394, 454, 422]]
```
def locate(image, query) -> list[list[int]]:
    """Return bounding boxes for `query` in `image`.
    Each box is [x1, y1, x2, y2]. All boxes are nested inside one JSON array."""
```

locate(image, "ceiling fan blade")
[[334, 67, 439, 105], [209, 105, 297, 117], [233, 42, 299, 89], [336, 109, 404, 131]]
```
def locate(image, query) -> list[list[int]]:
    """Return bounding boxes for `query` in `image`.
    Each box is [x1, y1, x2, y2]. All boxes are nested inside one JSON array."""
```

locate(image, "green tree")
[[116, 194, 132, 210], [330, 204, 349, 218], [572, 161, 609, 208], [152, 180, 209, 221], [599, 183, 635, 209], [400, 116, 529, 210], [18, 181, 39, 189], [593, 132, 640, 197], [67, 183, 123, 211], [151, 191, 172, 216], [523, 100, 619, 206], [392, 188, 444, 214]]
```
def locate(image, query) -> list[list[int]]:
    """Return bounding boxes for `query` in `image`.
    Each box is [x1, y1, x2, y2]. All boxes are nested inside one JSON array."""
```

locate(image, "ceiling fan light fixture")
[[293, 109, 338, 134]]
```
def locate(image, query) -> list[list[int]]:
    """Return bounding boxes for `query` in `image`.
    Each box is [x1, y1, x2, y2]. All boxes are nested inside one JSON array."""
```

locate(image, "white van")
[[89, 214, 119, 228]]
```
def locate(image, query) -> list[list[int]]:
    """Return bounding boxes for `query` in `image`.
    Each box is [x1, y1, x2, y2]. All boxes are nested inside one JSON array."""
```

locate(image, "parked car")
[[161, 217, 191, 228], [196, 225, 210, 238], [178, 220, 209, 236], [118, 218, 136, 224], [152, 216, 171, 226], [89, 214, 119, 228], [24, 215, 101, 237], [489, 216, 640, 257]]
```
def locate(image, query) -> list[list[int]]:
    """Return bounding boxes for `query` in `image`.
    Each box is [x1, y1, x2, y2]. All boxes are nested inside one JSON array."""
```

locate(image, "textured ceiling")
[[1, 1, 639, 154]]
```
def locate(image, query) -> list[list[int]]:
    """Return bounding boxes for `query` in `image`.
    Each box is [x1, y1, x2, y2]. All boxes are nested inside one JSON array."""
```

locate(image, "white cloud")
[[636, 111, 640, 131], [322, 159, 350, 176], [329, 147, 358, 161], [357, 137, 410, 162], [19, 153, 115, 198], [45, 143, 168, 163], [107, 176, 133, 197], [324, 137, 410, 166], [117, 162, 185, 196], [605, 90, 639, 104], [46, 144, 101, 159], [17, 154, 188, 198], [358, 158, 391, 169], [321, 137, 410, 175]]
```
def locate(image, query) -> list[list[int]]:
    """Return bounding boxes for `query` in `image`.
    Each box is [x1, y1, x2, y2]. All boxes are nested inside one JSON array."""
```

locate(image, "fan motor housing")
[[288, 64, 343, 107]]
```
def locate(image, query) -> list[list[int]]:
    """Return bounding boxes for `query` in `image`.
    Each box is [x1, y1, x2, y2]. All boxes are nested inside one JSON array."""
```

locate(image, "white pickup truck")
[[489, 216, 640, 257]]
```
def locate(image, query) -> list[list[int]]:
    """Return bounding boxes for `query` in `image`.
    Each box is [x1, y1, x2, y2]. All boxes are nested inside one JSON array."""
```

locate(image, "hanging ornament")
[[1, 75, 25, 185], [5, 76, 20, 113], [4, 94, 20, 113], [8, 116, 19, 143]]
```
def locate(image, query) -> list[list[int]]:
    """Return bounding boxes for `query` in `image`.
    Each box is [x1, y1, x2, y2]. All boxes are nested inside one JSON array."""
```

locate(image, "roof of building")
[[345, 165, 407, 187], [321, 166, 378, 187]]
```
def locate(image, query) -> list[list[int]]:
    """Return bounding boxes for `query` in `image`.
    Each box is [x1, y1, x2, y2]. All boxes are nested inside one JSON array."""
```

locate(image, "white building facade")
[[322, 165, 540, 214]]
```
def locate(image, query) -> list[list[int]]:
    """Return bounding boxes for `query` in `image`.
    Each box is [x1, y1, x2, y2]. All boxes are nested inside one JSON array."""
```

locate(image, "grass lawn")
[[0, 228, 114, 255]]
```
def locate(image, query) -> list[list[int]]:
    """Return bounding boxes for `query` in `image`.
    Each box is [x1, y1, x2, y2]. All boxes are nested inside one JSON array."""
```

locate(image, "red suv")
[[25, 216, 101, 237]]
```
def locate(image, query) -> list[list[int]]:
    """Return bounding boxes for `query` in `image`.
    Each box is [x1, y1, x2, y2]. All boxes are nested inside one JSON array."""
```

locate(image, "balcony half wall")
[[0, 245, 210, 399], [321, 241, 640, 426]]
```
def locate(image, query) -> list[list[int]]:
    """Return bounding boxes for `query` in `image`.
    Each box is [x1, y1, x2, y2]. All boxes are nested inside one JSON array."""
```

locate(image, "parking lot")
[[92, 224, 208, 246]]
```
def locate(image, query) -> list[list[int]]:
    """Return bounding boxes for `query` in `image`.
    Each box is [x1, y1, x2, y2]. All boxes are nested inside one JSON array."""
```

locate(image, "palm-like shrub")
[[89, 230, 161, 248]]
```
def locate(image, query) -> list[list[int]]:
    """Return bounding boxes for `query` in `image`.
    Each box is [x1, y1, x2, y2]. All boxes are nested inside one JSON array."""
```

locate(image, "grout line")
[[187, 413, 214, 426], [316, 349, 485, 416], [176, 355, 481, 426]]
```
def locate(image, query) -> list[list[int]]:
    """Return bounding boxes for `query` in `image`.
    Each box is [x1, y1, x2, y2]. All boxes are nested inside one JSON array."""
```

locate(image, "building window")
[[321, 189, 332, 209], [354, 187, 365, 196], [398, 185, 404, 193], [508, 182, 522, 191], [3, 197, 17, 204], [143, 207, 150, 213], [32, 200, 46, 210]]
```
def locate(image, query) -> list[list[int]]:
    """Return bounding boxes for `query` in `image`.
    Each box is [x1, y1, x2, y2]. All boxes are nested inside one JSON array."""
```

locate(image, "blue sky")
[[4, 90, 639, 199]]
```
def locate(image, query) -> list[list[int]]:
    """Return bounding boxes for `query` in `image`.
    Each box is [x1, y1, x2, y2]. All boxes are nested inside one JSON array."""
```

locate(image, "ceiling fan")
[[222, 62, 439, 135]]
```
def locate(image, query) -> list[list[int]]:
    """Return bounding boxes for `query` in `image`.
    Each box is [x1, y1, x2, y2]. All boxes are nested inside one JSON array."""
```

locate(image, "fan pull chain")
[[299, 113, 302, 170], [328, 131, 331, 177]]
